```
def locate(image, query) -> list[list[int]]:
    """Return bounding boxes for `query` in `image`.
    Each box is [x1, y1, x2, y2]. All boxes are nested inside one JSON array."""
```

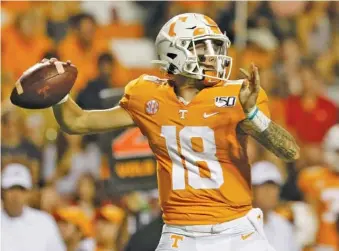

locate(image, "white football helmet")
[[152, 13, 232, 86], [323, 124, 339, 172]]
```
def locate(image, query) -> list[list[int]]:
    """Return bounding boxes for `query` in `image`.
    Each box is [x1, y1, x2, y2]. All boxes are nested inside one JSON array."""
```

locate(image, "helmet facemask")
[[174, 36, 232, 85]]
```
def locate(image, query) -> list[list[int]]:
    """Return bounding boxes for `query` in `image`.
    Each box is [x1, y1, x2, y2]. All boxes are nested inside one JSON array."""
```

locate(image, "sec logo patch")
[[145, 100, 159, 115]]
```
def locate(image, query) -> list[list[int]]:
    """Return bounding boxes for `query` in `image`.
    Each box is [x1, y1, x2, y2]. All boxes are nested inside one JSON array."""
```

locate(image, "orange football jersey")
[[298, 166, 339, 250], [120, 75, 270, 225]]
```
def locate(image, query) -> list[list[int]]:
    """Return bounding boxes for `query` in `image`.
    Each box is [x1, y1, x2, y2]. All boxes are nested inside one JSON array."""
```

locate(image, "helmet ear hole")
[[167, 53, 177, 60]]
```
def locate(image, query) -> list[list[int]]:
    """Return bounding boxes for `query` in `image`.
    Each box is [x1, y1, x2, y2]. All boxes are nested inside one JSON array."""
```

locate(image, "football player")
[[298, 124, 339, 251], [43, 13, 299, 251]]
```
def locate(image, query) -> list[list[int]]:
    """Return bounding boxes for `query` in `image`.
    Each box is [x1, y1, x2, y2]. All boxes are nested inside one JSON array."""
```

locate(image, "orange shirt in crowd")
[[2, 26, 53, 79], [120, 74, 270, 225], [1, 1, 32, 13], [241, 47, 275, 72], [58, 34, 108, 93], [269, 97, 286, 126], [298, 166, 339, 250]]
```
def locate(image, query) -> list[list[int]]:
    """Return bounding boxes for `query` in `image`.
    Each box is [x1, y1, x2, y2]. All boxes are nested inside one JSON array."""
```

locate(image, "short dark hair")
[[98, 53, 114, 66], [43, 51, 59, 60], [69, 13, 96, 29]]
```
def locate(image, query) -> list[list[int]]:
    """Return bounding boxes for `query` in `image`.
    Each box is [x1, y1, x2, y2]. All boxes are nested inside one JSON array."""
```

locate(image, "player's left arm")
[[238, 64, 300, 162]]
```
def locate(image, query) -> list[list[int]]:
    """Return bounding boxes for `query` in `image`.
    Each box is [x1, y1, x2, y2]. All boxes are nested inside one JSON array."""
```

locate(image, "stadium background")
[[1, 1, 339, 251]]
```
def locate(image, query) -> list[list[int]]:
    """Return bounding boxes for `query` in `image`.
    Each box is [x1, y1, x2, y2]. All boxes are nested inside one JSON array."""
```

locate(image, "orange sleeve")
[[256, 87, 271, 119], [298, 169, 313, 195]]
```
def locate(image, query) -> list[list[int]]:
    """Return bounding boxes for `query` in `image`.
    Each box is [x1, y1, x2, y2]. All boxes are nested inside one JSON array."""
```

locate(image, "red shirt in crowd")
[[285, 95, 338, 144]]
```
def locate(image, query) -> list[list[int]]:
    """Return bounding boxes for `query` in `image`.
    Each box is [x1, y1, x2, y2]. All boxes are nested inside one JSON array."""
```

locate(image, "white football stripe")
[[55, 62, 65, 74], [15, 80, 24, 95]]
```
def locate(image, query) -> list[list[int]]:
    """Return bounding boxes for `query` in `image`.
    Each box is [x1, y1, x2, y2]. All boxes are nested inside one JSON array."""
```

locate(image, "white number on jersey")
[[161, 126, 224, 190], [321, 188, 339, 223]]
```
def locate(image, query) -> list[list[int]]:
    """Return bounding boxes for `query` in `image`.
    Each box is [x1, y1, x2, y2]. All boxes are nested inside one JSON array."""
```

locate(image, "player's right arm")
[[38, 58, 134, 134], [52, 98, 134, 134]]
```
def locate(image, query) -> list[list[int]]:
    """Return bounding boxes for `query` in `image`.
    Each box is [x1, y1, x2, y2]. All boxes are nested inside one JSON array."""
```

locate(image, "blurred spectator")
[[252, 161, 300, 251], [280, 162, 304, 202], [297, 2, 332, 56], [80, 1, 145, 25], [1, 163, 66, 251], [260, 68, 286, 125], [274, 37, 302, 95], [285, 64, 338, 145], [298, 124, 339, 250], [269, 1, 306, 19], [124, 215, 163, 251], [247, 2, 272, 26], [137, 1, 169, 40], [94, 204, 125, 251], [275, 201, 319, 250], [75, 173, 97, 219], [50, 132, 101, 197], [54, 206, 94, 251], [241, 27, 278, 70], [45, 2, 80, 43], [76, 52, 116, 144], [2, 8, 52, 79], [77, 53, 116, 110], [147, 189, 161, 221], [216, 2, 235, 43], [1, 110, 42, 185], [40, 185, 64, 214], [58, 13, 108, 93], [268, 2, 306, 40], [124, 189, 162, 251]]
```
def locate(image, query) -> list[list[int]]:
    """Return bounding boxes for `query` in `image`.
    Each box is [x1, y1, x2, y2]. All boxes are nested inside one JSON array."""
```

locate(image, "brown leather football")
[[10, 61, 78, 109]]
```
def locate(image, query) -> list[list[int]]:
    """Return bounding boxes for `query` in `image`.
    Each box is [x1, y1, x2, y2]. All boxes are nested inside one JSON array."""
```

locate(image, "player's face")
[[188, 39, 225, 71], [79, 18, 96, 43], [253, 183, 280, 212], [99, 61, 113, 79]]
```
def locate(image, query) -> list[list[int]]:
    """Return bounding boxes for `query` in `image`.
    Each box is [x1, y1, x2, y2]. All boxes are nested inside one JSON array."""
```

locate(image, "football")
[[10, 61, 78, 109]]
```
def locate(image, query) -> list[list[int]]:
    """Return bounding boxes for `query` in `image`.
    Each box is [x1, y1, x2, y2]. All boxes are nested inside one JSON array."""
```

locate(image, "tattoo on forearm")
[[239, 120, 300, 162]]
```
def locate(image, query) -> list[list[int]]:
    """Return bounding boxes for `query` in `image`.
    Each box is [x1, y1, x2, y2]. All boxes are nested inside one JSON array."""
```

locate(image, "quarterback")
[[47, 14, 299, 251]]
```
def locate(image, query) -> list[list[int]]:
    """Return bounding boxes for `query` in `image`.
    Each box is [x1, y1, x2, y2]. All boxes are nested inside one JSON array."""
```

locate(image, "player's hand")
[[239, 63, 260, 113], [41, 58, 72, 65]]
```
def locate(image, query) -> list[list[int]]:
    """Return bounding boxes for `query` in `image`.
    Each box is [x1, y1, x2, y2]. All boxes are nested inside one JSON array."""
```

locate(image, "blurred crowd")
[[1, 1, 339, 251]]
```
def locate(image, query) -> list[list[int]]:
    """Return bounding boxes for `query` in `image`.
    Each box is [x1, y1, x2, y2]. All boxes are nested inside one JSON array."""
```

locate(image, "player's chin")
[[202, 71, 220, 86]]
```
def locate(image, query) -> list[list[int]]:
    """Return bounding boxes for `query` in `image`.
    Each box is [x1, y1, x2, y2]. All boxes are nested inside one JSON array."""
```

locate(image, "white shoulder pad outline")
[[224, 79, 245, 86], [143, 75, 168, 84]]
